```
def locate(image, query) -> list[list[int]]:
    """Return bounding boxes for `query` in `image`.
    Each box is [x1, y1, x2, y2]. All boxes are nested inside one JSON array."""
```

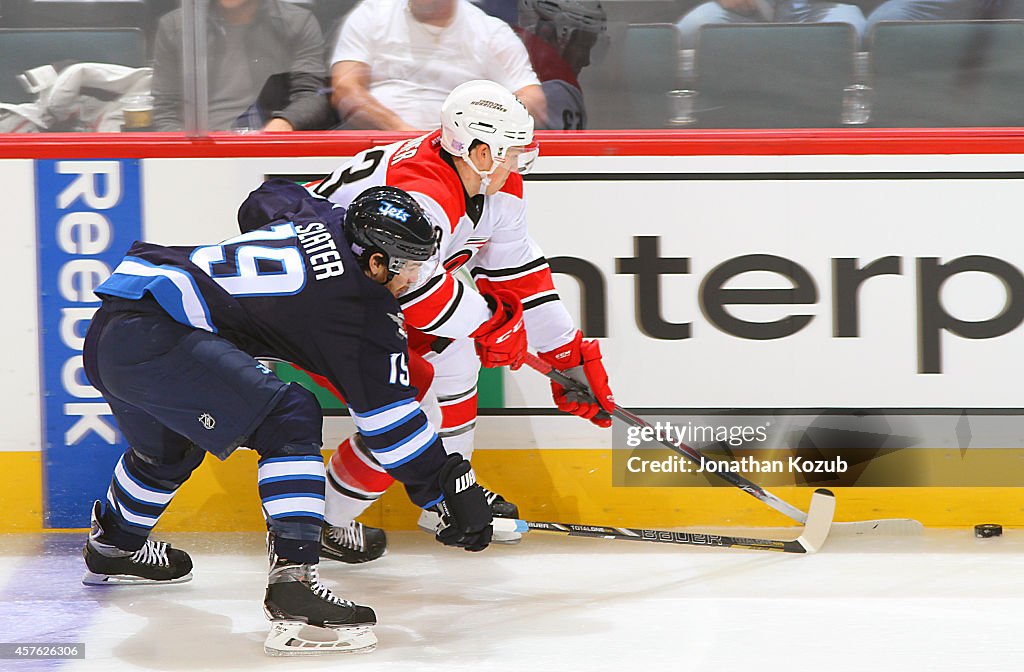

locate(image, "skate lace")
[[328, 521, 365, 552], [131, 540, 170, 567], [307, 566, 354, 608]]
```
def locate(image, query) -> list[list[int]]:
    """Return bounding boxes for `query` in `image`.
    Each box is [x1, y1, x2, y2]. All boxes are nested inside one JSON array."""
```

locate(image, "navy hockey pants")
[[82, 298, 326, 562]]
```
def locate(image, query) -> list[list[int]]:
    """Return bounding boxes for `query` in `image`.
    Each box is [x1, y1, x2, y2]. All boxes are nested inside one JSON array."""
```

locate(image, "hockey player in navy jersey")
[[309, 79, 617, 561], [80, 180, 507, 656]]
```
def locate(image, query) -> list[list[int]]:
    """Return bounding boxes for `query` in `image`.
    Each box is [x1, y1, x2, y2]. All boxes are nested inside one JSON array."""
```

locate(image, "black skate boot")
[[320, 521, 387, 564], [417, 486, 522, 543], [482, 487, 521, 543], [483, 487, 520, 519], [263, 554, 377, 656], [82, 501, 193, 585]]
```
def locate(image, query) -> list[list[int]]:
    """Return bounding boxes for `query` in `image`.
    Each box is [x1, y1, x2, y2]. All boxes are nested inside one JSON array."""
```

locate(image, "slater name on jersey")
[[295, 221, 344, 280]]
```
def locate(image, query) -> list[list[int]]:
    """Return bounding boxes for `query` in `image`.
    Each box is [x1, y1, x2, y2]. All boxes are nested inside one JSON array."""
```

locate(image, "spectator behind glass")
[[515, 0, 607, 130], [151, 0, 330, 132], [330, 0, 548, 130], [867, 0, 1024, 32], [677, 1, 867, 49]]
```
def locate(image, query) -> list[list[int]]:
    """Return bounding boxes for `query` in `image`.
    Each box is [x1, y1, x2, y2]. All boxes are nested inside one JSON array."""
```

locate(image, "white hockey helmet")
[[440, 80, 539, 179], [519, 0, 607, 48]]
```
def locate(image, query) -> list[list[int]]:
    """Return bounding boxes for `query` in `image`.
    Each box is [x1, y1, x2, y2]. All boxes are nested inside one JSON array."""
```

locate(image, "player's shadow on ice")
[[110, 598, 268, 668], [326, 537, 783, 657]]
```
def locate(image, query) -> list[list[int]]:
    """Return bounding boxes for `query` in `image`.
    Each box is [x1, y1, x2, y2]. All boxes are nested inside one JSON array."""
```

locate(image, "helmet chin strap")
[[465, 149, 502, 195]]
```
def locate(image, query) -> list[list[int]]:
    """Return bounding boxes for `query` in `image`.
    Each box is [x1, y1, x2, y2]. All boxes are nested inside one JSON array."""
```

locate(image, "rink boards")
[[2, 131, 1024, 531], [5, 442, 1024, 532]]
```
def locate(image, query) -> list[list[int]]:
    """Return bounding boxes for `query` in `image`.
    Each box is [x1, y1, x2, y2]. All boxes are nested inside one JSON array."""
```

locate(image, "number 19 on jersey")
[[388, 353, 409, 386]]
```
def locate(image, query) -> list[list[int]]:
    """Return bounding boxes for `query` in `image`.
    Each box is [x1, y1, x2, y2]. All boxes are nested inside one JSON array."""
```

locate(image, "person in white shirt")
[[329, 0, 548, 129], [676, 1, 866, 50]]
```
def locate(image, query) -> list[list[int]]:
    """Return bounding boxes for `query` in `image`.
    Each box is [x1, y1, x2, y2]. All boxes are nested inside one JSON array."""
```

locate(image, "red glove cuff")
[[539, 332, 615, 428], [538, 330, 583, 370]]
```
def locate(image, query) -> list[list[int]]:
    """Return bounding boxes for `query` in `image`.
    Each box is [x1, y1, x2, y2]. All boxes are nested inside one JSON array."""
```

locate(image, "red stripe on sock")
[[441, 393, 478, 430], [330, 439, 395, 494]]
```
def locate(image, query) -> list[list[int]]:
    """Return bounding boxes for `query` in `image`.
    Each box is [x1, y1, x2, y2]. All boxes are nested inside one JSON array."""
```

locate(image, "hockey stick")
[[523, 351, 922, 536], [491, 488, 835, 554]]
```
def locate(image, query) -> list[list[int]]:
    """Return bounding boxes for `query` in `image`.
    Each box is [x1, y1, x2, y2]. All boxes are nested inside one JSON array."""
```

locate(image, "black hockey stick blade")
[[492, 488, 836, 554]]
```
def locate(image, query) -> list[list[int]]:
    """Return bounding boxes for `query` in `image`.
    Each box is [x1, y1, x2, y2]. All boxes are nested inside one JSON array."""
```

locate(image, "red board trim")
[[4, 129, 1024, 159]]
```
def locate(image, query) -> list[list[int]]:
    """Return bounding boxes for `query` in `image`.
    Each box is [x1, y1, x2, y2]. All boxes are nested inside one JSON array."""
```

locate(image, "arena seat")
[[621, 23, 681, 128], [869, 20, 1024, 127], [314, 0, 359, 39], [694, 23, 856, 128], [0, 27, 145, 103], [17, 0, 146, 29]]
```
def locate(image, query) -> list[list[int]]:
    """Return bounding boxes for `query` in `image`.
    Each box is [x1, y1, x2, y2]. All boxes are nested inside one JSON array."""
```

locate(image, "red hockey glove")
[[538, 331, 615, 428], [471, 289, 527, 370]]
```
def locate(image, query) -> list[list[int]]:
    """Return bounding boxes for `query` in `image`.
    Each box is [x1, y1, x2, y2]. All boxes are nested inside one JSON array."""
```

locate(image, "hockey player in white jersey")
[[517, 0, 608, 130], [311, 79, 616, 560]]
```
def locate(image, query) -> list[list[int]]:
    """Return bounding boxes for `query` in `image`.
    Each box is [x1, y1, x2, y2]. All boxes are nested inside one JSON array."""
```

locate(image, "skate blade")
[[264, 622, 377, 656], [320, 547, 388, 564], [82, 571, 193, 586]]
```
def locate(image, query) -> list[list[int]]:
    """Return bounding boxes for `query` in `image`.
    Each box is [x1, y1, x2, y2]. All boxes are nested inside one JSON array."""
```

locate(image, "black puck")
[[974, 524, 1002, 538]]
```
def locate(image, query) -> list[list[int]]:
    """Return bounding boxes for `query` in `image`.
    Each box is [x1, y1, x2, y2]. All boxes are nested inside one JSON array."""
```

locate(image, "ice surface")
[[1, 528, 1021, 671]]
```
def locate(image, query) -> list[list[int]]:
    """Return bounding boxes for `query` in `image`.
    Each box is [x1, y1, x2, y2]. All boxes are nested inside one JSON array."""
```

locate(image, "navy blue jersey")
[[94, 180, 448, 508]]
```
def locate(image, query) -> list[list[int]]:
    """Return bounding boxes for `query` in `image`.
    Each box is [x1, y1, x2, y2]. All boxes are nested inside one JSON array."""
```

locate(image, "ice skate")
[[82, 501, 193, 585], [320, 521, 387, 564], [263, 557, 377, 656], [418, 486, 522, 544]]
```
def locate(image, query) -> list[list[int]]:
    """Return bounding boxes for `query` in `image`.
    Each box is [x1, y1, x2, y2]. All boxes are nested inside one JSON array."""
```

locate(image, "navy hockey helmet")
[[344, 186, 438, 281]]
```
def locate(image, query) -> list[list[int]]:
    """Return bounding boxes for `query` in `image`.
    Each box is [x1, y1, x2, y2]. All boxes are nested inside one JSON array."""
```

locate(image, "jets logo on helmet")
[[440, 80, 539, 184], [378, 202, 410, 222], [344, 186, 438, 287]]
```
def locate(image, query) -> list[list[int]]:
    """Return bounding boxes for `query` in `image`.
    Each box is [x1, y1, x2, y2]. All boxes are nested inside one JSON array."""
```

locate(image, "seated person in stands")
[[866, 0, 1024, 32], [329, 0, 547, 129], [676, 1, 867, 49], [151, 0, 331, 131], [516, 0, 607, 130]]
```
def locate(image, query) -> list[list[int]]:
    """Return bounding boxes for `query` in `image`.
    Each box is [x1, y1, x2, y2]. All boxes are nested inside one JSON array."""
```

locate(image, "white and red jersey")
[[313, 130, 576, 353]]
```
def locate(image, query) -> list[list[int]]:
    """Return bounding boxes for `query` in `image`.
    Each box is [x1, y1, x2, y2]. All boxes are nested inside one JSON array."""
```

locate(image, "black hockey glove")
[[432, 454, 492, 552]]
